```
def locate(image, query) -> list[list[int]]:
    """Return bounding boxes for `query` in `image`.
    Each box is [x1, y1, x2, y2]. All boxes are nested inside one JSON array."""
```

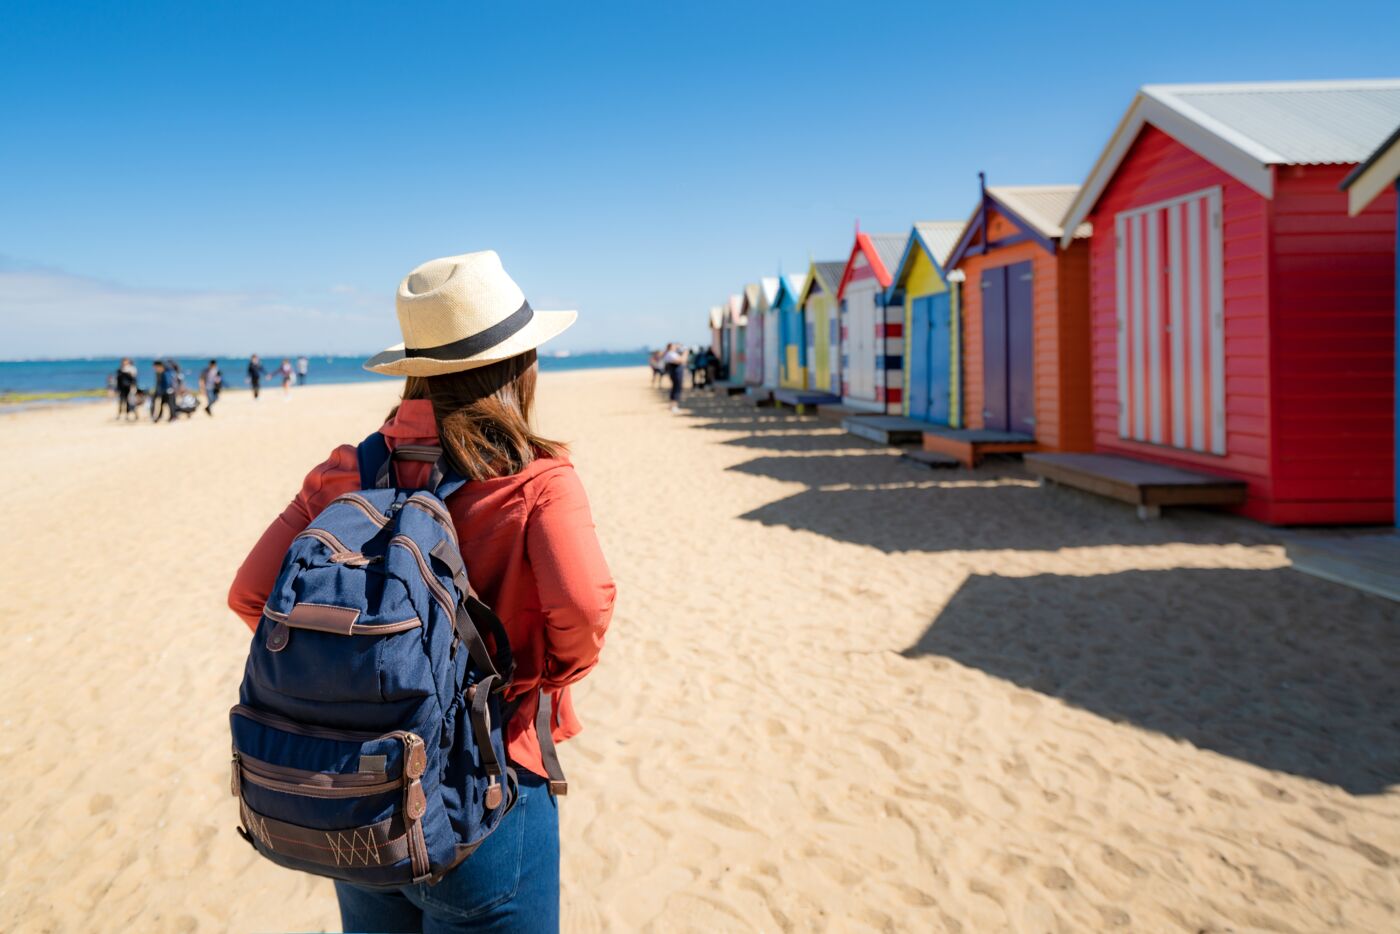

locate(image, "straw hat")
[[364, 250, 576, 377]]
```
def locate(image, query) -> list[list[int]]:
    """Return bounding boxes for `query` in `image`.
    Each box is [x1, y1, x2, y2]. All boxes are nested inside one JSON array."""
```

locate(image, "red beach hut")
[[1032, 80, 1400, 523]]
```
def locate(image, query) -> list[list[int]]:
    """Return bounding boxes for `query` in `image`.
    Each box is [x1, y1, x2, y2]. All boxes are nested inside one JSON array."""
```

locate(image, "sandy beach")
[[2, 367, 1399, 932]]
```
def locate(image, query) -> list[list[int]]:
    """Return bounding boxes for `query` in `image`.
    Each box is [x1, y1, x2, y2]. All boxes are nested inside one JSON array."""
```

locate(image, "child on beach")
[[277, 358, 294, 398], [228, 250, 614, 933]]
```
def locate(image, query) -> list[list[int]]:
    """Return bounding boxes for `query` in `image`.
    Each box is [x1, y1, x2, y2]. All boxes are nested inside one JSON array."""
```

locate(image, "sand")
[[2, 368, 1399, 933]]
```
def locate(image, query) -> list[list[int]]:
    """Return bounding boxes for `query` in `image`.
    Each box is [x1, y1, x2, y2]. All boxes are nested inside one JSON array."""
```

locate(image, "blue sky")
[[3, 0, 1398, 358]]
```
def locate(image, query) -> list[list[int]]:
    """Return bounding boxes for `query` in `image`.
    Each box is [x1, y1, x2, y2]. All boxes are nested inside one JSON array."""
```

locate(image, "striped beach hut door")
[[1115, 187, 1226, 455]]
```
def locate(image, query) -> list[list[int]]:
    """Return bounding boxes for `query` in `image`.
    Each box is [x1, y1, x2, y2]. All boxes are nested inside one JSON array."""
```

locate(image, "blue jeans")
[[334, 772, 559, 933]]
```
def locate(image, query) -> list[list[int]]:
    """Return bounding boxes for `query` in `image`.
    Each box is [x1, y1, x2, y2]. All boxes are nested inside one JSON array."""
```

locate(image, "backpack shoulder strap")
[[356, 431, 392, 489]]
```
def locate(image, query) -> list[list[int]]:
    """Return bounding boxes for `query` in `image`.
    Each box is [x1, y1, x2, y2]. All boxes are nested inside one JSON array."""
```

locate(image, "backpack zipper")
[[235, 753, 401, 798], [390, 534, 456, 621], [294, 527, 352, 556], [405, 494, 456, 539], [331, 493, 391, 528]]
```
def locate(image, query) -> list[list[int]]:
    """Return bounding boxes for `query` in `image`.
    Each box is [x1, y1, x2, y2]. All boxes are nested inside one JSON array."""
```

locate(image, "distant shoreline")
[[0, 363, 649, 414], [0, 351, 654, 404]]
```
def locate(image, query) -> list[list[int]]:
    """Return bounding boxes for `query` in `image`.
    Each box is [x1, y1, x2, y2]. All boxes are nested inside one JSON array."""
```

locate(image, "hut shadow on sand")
[[904, 568, 1400, 794]]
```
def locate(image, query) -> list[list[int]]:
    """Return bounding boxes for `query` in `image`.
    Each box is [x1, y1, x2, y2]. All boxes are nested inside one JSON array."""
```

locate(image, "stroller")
[[173, 389, 201, 418]]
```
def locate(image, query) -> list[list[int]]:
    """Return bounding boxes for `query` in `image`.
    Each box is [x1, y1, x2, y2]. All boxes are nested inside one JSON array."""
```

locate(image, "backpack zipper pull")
[[230, 753, 241, 798]]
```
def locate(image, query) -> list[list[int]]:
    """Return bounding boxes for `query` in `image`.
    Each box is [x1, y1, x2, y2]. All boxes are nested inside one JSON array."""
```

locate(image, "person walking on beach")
[[649, 348, 664, 387], [661, 342, 686, 413], [150, 359, 176, 422], [277, 358, 294, 398], [247, 354, 264, 400], [199, 359, 222, 415], [227, 250, 614, 933], [114, 358, 137, 420], [296, 355, 309, 385]]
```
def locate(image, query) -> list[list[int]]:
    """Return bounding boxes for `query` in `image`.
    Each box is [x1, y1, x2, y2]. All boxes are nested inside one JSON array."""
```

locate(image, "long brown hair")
[[387, 349, 564, 481]]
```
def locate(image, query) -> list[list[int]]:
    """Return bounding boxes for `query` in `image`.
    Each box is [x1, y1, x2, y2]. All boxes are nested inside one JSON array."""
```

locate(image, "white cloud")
[[0, 262, 399, 358]]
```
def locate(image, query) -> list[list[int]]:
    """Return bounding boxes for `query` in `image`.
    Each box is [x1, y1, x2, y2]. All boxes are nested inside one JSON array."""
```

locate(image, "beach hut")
[[836, 231, 907, 415], [741, 282, 763, 388], [932, 181, 1093, 466], [886, 221, 965, 427], [772, 273, 807, 389], [708, 305, 724, 359], [760, 277, 781, 394], [722, 293, 746, 389], [797, 260, 846, 397], [1028, 79, 1400, 523], [1342, 121, 1400, 528]]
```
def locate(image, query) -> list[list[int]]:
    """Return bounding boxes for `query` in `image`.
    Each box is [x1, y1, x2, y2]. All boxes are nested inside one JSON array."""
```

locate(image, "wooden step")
[[921, 426, 1037, 468], [772, 388, 840, 415], [842, 415, 930, 446], [1024, 452, 1247, 520]]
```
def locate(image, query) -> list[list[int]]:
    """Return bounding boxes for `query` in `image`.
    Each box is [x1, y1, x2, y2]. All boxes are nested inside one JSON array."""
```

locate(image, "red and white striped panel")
[[1115, 187, 1226, 455]]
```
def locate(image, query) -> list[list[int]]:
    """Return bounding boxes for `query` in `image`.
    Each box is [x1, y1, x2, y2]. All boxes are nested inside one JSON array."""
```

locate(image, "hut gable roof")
[[772, 273, 805, 309], [1061, 78, 1400, 244], [837, 232, 904, 299], [799, 260, 846, 307], [889, 220, 966, 291], [943, 185, 1087, 272], [758, 276, 780, 311]]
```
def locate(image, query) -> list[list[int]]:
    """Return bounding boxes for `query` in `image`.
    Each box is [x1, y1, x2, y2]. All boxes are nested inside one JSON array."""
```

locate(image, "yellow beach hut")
[[797, 259, 846, 397], [887, 222, 965, 427]]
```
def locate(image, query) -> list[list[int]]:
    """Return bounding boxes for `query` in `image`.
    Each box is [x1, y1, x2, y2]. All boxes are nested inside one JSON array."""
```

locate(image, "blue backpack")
[[230, 432, 566, 887]]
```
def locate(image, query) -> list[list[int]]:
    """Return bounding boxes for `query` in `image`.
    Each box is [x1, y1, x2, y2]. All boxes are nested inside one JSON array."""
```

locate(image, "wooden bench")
[[772, 388, 840, 415], [921, 426, 1037, 468], [1024, 452, 1247, 520], [841, 414, 932, 446]]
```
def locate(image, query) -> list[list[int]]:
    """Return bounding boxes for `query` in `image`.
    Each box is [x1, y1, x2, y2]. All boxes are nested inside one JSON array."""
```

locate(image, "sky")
[[3, 0, 1399, 359]]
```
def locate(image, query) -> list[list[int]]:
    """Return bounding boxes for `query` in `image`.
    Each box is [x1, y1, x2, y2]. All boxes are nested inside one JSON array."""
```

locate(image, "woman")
[[199, 358, 222, 415], [227, 250, 615, 932]]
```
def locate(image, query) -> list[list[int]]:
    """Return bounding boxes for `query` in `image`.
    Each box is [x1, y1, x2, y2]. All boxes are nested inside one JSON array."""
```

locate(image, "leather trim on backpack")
[[288, 603, 360, 635]]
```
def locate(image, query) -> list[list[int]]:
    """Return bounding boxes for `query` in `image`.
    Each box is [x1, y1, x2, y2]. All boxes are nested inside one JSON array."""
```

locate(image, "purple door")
[[1006, 261, 1035, 435], [981, 268, 1009, 431], [981, 261, 1035, 435]]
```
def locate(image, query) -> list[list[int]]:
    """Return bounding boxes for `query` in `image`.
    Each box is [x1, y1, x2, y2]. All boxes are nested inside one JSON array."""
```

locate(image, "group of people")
[[649, 344, 719, 413], [245, 354, 310, 400], [111, 354, 311, 422]]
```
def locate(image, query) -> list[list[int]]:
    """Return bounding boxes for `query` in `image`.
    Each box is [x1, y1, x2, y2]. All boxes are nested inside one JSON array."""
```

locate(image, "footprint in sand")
[[1254, 779, 1296, 803], [1348, 835, 1394, 868], [1036, 866, 1075, 891], [1100, 845, 1148, 878], [1095, 905, 1132, 927], [88, 793, 114, 815]]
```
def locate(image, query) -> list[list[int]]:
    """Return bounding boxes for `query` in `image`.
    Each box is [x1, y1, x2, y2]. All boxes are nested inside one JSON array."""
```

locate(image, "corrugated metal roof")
[[813, 260, 845, 292], [1061, 79, 1400, 245], [912, 221, 965, 269], [988, 185, 1089, 239], [866, 233, 906, 281], [1145, 79, 1400, 165]]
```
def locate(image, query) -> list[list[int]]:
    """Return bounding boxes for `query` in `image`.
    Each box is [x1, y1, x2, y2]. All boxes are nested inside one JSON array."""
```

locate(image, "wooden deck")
[[842, 415, 930, 446], [1024, 452, 1247, 520], [711, 379, 747, 396], [772, 388, 840, 415], [921, 426, 1037, 468], [1285, 532, 1400, 603]]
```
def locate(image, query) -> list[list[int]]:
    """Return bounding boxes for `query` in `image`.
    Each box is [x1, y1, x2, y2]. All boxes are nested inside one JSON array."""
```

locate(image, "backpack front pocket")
[[230, 706, 431, 883]]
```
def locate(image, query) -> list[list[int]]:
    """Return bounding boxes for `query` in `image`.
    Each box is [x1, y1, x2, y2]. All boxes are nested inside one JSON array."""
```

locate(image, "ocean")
[[0, 351, 653, 401]]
